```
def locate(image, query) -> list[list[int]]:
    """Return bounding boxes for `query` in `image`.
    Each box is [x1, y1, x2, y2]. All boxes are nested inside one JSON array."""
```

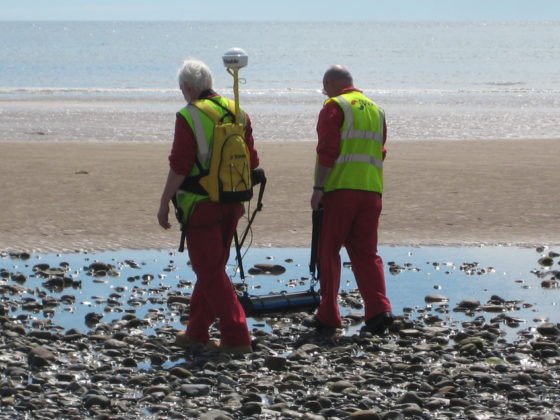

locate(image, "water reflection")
[[1, 246, 558, 343]]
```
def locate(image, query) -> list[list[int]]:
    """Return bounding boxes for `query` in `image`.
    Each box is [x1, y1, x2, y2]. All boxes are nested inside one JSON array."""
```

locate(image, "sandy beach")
[[1, 139, 559, 253]]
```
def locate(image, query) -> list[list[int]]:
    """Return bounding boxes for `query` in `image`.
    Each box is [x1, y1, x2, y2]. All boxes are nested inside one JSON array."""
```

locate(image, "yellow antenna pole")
[[233, 68, 240, 123]]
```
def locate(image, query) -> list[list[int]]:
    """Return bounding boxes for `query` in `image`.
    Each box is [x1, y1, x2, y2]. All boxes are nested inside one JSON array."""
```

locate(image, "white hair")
[[177, 59, 213, 91]]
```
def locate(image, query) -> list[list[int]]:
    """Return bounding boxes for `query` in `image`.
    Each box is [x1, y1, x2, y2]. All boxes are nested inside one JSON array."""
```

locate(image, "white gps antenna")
[[222, 48, 248, 122]]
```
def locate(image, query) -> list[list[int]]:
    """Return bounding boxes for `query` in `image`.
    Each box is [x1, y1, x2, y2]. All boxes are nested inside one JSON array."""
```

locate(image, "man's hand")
[[157, 169, 186, 230], [157, 201, 172, 229], [311, 164, 330, 211], [310, 189, 324, 211]]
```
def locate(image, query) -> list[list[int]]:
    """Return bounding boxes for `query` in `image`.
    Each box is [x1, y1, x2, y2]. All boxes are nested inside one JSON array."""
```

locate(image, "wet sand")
[[1, 139, 559, 253]]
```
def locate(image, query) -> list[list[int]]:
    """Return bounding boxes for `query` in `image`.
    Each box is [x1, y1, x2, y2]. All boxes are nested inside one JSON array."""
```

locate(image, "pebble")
[[248, 263, 286, 275], [0, 250, 558, 420], [424, 293, 449, 303]]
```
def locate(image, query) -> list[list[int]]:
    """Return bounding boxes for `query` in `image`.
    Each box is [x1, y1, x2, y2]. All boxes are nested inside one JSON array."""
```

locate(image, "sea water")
[[2, 246, 558, 343], [1, 21, 560, 141]]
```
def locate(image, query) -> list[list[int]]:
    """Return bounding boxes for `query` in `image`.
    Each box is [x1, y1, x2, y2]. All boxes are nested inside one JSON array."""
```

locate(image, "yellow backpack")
[[192, 99, 253, 203]]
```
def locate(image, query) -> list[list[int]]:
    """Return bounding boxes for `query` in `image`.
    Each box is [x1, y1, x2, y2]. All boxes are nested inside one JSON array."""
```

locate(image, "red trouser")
[[316, 189, 392, 327], [184, 200, 251, 347]]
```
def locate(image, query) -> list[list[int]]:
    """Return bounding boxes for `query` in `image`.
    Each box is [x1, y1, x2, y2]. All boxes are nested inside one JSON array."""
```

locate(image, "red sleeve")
[[316, 100, 344, 168], [244, 113, 260, 169], [169, 114, 197, 176]]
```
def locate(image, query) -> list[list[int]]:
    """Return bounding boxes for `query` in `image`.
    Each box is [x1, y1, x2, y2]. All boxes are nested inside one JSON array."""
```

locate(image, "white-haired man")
[[157, 59, 259, 354]]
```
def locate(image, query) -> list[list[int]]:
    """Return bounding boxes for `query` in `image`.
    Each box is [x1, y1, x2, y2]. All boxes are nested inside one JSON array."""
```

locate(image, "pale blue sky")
[[1, 0, 560, 21]]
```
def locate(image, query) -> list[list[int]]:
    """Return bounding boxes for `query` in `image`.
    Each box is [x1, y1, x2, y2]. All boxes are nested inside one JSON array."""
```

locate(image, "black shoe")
[[303, 316, 339, 335], [361, 312, 394, 336]]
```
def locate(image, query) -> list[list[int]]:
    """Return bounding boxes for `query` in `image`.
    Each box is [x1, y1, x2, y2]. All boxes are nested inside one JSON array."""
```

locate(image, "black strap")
[[237, 169, 267, 249], [207, 97, 236, 123], [178, 229, 186, 253], [179, 159, 209, 197], [310, 208, 323, 282], [233, 231, 245, 280], [171, 195, 188, 253], [233, 169, 267, 284]]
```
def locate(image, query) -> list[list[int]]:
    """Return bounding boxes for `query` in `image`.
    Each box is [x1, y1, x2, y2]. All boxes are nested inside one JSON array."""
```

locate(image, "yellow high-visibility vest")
[[324, 91, 385, 194]]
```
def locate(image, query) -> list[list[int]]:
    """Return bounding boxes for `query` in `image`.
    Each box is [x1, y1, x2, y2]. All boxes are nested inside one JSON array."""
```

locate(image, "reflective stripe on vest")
[[335, 153, 383, 168], [337, 95, 384, 145], [186, 103, 210, 165], [324, 91, 384, 193]]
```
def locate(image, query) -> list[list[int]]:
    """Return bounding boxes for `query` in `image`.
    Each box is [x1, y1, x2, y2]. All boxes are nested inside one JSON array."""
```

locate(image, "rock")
[[450, 398, 471, 407], [5, 366, 29, 380], [144, 385, 171, 395], [104, 338, 129, 349], [399, 329, 422, 338], [399, 403, 423, 417], [199, 411, 233, 420], [327, 380, 354, 392], [530, 341, 558, 350], [398, 391, 424, 406], [121, 357, 137, 368], [541, 279, 558, 288], [248, 263, 286, 275], [179, 384, 210, 397], [424, 294, 449, 303], [42, 276, 74, 290], [87, 262, 113, 272], [167, 295, 190, 305], [9, 252, 30, 260], [538, 257, 554, 267], [536, 322, 560, 336], [458, 336, 484, 349], [169, 367, 193, 378], [480, 304, 506, 313], [348, 409, 382, 419], [265, 355, 287, 371], [303, 400, 322, 412], [425, 397, 450, 410], [28, 330, 54, 340], [28, 346, 57, 367], [457, 299, 480, 310], [301, 414, 326, 420], [10, 272, 27, 283], [241, 401, 262, 416], [85, 312, 103, 326], [84, 394, 111, 409]]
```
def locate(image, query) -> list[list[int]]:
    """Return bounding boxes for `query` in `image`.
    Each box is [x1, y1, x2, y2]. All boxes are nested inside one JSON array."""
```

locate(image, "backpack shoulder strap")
[[191, 99, 222, 123], [193, 97, 244, 125], [212, 97, 237, 118]]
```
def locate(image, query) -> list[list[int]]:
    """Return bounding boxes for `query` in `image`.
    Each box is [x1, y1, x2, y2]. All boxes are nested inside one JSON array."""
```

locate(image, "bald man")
[[309, 64, 393, 335]]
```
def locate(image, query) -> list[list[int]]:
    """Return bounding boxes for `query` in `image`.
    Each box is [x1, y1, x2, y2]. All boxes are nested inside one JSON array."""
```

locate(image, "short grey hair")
[[324, 64, 353, 85], [177, 59, 213, 91]]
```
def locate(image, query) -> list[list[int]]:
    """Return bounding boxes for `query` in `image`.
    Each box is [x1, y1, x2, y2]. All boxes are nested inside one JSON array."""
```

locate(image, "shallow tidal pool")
[[1, 245, 559, 343]]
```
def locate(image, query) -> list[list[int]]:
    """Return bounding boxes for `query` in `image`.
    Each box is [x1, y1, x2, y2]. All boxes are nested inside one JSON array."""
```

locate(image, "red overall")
[[316, 189, 392, 327], [169, 90, 259, 347], [184, 200, 251, 346]]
